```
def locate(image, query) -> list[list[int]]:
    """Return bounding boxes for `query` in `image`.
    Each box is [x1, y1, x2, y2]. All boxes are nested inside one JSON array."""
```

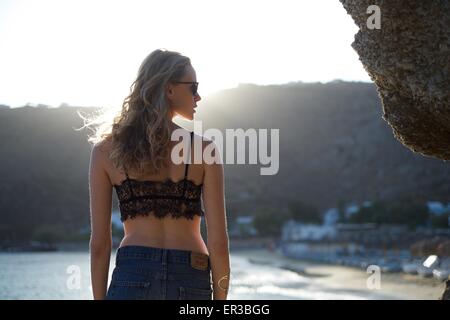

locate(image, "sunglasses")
[[173, 81, 199, 96]]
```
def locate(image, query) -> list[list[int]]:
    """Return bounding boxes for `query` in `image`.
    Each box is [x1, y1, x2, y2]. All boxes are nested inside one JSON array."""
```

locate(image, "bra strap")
[[182, 131, 193, 198], [183, 131, 193, 179], [124, 165, 134, 199]]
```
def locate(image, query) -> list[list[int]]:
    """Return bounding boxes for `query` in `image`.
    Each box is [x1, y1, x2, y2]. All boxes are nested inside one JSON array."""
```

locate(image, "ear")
[[166, 83, 175, 98]]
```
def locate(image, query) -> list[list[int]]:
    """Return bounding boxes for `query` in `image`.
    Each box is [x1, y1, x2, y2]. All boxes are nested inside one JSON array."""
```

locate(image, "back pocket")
[[178, 287, 213, 300], [106, 280, 151, 300]]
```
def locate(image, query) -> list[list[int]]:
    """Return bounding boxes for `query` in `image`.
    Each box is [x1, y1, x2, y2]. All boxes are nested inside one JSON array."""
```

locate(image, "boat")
[[417, 255, 439, 278]]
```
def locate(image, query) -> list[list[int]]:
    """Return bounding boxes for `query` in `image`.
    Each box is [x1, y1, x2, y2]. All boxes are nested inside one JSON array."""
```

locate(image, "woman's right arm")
[[88, 143, 113, 300], [202, 140, 230, 300]]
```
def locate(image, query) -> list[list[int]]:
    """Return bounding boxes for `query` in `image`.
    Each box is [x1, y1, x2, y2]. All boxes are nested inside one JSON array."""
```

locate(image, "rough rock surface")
[[340, 0, 450, 160]]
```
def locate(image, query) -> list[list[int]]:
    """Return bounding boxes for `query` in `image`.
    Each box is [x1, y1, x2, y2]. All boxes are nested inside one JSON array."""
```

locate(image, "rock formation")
[[340, 0, 450, 160]]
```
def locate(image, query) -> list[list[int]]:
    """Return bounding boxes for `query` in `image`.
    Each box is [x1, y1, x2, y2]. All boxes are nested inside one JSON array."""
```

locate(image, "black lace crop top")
[[113, 131, 204, 222]]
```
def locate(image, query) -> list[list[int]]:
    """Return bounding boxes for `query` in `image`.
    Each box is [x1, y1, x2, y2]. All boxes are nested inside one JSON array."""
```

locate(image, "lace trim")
[[114, 178, 203, 222], [118, 198, 204, 222]]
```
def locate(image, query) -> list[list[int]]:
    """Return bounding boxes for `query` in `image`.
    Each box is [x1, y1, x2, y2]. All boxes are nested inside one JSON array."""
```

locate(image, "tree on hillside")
[[288, 200, 321, 224], [253, 207, 289, 237]]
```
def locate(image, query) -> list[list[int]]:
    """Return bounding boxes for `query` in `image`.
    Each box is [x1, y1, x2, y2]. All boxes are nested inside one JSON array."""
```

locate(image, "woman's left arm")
[[88, 143, 113, 300]]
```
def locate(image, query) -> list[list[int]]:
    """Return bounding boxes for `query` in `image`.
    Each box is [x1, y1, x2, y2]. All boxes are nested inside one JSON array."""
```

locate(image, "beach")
[[231, 248, 446, 300]]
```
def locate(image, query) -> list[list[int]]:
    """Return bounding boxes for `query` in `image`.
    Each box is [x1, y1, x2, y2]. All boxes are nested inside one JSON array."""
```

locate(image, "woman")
[[84, 49, 230, 300]]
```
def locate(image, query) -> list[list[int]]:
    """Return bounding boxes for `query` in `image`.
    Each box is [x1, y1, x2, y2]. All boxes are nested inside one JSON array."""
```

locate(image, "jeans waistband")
[[115, 245, 210, 268]]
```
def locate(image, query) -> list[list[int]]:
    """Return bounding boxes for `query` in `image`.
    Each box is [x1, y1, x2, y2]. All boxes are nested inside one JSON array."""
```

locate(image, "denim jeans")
[[105, 245, 213, 300]]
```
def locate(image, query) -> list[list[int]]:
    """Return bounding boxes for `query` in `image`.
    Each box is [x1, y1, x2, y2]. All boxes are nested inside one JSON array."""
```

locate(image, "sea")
[[0, 250, 423, 300]]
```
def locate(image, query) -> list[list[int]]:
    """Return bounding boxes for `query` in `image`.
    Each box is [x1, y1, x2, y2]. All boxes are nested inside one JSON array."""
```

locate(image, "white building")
[[427, 201, 450, 215], [229, 215, 258, 237], [323, 208, 339, 225], [281, 220, 337, 242]]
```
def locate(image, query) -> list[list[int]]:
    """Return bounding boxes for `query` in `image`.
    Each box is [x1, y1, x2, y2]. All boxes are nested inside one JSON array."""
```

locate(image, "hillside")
[[0, 81, 449, 242]]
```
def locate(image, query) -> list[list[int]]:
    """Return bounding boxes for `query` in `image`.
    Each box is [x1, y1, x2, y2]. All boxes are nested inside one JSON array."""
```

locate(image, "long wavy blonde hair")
[[77, 48, 192, 176]]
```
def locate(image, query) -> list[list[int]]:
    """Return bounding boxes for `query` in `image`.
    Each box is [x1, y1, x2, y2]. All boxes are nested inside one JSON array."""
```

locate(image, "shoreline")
[[232, 248, 446, 300]]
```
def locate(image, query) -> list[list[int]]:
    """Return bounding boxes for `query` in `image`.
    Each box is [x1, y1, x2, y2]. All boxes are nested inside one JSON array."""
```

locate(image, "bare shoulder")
[[95, 136, 112, 152], [90, 138, 116, 187], [91, 137, 112, 167]]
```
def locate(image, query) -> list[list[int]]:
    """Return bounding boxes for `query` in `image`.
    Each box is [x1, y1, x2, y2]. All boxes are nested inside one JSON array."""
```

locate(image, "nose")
[[195, 93, 201, 102]]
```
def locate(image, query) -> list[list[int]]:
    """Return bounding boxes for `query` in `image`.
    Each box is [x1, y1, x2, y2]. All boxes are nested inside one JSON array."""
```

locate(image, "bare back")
[[101, 130, 208, 255]]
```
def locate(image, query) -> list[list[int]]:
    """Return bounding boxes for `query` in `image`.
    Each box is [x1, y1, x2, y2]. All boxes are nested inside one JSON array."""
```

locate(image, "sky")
[[0, 0, 370, 108]]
